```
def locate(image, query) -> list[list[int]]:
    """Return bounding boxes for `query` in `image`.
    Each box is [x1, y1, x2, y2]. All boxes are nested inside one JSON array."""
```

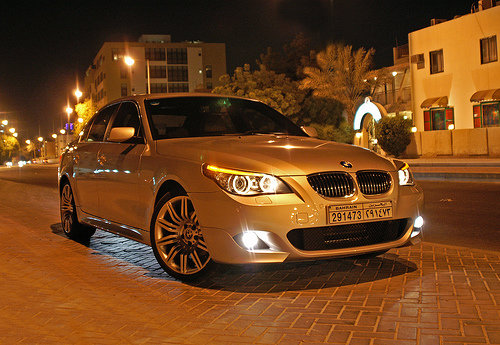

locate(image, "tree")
[[0, 134, 20, 163], [375, 115, 412, 157], [74, 99, 97, 137], [258, 32, 315, 81], [212, 64, 305, 117], [300, 43, 375, 125]]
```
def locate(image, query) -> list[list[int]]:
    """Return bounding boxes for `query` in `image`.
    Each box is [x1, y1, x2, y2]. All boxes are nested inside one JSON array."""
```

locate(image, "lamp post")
[[124, 55, 150, 94]]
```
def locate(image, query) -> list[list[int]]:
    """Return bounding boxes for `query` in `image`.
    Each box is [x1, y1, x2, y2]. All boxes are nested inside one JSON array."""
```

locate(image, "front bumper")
[[190, 175, 424, 264]]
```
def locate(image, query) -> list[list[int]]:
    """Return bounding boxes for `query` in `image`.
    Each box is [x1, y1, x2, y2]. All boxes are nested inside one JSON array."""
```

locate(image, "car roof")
[[109, 92, 262, 104]]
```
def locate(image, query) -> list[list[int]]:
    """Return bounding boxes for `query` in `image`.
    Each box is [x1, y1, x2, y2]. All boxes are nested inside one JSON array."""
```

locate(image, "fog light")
[[241, 232, 259, 249], [414, 216, 424, 229]]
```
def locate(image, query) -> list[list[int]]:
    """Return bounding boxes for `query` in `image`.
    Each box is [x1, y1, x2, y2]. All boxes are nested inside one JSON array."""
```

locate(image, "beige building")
[[409, 4, 499, 132], [84, 35, 226, 108]]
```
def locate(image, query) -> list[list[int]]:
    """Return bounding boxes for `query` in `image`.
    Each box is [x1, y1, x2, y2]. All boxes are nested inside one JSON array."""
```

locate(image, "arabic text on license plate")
[[327, 201, 392, 224]]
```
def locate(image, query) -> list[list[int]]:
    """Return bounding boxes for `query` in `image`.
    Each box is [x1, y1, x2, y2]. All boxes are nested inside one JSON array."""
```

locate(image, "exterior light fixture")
[[13, 133, 18, 138], [52, 134, 57, 139], [448, 124, 455, 130], [411, 127, 418, 133], [78, 117, 84, 123], [37, 137, 43, 142], [1, 120, 7, 126], [60, 129, 66, 135], [373, 77, 377, 81], [355, 132, 363, 139], [25, 139, 31, 145], [124, 56, 135, 66], [392, 71, 398, 77], [74, 89, 83, 99], [9, 127, 15, 134], [65, 106, 73, 115]]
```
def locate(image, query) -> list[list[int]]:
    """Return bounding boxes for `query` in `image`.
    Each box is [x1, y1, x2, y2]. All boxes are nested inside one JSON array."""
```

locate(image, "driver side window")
[[107, 101, 143, 142]]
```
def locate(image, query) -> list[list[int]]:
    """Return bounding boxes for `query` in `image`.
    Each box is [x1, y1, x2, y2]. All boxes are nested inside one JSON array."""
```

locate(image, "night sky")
[[0, 0, 473, 138]]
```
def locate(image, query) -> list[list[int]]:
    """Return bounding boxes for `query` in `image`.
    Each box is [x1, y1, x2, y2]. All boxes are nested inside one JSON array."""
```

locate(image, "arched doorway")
[[353, 98, 387, 151]]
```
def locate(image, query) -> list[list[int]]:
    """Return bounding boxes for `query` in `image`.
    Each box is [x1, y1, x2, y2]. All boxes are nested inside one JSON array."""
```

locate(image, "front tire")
[[60, 182, 96, 240], [151, 193, 213, 281]]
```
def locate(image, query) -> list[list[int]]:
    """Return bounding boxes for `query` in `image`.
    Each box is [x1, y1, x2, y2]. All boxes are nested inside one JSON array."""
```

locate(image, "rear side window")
[[86, 104, 119, 142]]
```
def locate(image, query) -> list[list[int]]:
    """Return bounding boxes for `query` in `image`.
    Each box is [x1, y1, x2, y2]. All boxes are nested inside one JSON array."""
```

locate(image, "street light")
[[1, 120, 7, 126], [124, 55, 150, 94], [9, 127, 15, 134], [77, 117, 83, 123], [26, 139, 31, 145], [60, 129, 66, 135], [52, 133, 57, 139], [74, 88, 82, 102], [13, 133, 18, 138], [37, 137, 43, 142]]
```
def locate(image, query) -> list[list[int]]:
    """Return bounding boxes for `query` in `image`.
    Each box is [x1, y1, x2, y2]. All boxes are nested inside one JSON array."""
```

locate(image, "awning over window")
[[420, 96, 448, 109], [470, 89, 500, 102]]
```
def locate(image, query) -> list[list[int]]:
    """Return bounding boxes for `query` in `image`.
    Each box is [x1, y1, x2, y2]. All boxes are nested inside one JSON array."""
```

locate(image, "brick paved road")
[[1, 180, 499, 344]]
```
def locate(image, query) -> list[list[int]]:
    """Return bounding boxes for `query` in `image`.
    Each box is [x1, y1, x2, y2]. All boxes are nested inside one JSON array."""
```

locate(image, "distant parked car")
[[59, 94, 424, 280]]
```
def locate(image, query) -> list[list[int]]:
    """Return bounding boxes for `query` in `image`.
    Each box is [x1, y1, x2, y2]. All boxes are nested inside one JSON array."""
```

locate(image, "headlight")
[[396, 161, 414, 186], [202, 164, 292, 196]]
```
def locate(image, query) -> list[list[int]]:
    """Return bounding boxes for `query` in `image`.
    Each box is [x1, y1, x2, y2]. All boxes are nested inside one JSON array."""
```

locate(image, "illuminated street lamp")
[[124, 55, 150, 94], [77, 117, 83, 123], [52, 133, 57, 139], [1, 120, 7, 126], [25, 139, 31, 145], [74, 88, 83, 102], [13, 133, 18, 138], [9, 127, 15, 134], [60, 129, 66, 135], [37, 136, 43, 142]]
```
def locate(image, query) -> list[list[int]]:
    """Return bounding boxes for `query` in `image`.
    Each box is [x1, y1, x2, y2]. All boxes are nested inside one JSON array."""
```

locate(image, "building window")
[[482, 102, 499, 127], [168, 83, 189, 93], [112, 48, 125, 61], [480, 36, 497, 64], [145, 48, 166, 61], [121, 83, 128, 97], [205, 65, 212, 79], [150, 83, 168, 93], [167, 48, 188, 64], [424, 107, 454, 131], [206, 81, 213, 89], [168, 66, 188, 82], [149, 65, 167, 78], [429, 49, 444, 74]]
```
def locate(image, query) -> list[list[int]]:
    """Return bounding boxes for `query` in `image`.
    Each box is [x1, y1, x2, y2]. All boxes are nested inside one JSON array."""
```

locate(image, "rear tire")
[[150, 192, 214, 281], [60, 182, 96, 240]]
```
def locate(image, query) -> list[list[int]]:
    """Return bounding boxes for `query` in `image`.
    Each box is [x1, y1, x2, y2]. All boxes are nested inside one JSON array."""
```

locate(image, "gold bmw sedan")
[[59, 94, 423, 280]]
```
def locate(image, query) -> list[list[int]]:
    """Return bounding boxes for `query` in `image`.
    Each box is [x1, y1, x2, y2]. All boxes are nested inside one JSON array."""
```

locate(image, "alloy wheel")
[[153, 195, 211, 276]]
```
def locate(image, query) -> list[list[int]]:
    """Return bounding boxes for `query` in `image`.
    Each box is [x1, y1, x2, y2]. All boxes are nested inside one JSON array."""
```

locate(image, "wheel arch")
[[154, 179, 187, 208]]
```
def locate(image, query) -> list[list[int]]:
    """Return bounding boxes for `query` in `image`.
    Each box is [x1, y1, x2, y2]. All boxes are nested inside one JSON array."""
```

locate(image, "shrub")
[[375, 115, 412, 157], [310, 120, 354, 144]]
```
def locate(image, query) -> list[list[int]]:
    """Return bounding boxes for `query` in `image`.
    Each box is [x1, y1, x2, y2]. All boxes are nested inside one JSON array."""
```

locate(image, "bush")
[[375, 115, 412, 157]]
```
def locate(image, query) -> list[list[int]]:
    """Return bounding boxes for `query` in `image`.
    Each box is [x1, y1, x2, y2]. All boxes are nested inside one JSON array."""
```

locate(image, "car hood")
[[155, 135, 396, 176]]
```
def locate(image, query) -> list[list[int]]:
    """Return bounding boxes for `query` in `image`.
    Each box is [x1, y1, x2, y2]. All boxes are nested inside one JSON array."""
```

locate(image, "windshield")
[[144, 96, 306, 140]]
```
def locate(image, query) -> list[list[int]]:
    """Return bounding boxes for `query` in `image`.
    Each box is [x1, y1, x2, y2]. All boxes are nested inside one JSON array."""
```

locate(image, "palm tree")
[[300, 43, 375, 125]]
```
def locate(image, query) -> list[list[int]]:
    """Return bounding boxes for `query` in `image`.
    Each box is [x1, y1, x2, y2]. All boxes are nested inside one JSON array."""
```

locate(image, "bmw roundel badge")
[[340, 161, 353, 168]]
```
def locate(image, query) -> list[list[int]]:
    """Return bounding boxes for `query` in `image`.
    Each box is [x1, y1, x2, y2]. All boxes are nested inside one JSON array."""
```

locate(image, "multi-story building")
[[84, 35, 226, 109], [408, 3, 499, 155]]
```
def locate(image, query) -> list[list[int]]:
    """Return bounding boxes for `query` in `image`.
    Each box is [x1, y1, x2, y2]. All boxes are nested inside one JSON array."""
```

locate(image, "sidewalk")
[[405, 157, 500, 182]]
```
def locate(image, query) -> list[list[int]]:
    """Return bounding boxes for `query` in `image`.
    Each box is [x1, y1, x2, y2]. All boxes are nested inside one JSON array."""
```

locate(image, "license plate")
[[327, 201, 392, 224]]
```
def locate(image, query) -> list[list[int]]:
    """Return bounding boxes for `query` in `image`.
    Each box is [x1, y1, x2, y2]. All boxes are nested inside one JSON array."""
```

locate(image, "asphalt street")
[[0, 164, 498, 251]]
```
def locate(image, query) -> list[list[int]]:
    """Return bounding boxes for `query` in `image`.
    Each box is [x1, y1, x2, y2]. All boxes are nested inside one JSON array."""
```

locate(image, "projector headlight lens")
[[203, 164, 291, 196]]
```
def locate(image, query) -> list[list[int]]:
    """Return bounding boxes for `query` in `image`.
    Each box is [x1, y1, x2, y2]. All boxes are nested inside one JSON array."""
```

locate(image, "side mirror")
[[108, 127, 135, 142], [301, 126, 318, 138]]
